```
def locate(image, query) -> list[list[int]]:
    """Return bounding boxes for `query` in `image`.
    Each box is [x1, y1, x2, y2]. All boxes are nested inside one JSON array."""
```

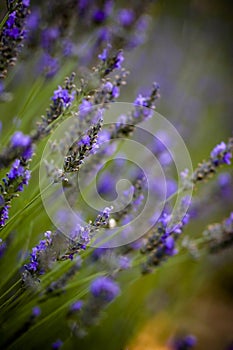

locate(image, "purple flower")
[[92, 10, 107, 23], [165, 236, 176, 256], [32, 306, 41, 317], [62, 40, 73, 57], [70, 300, 83, 312], [0, 238, 7, 258], [8, 159, 24, 180], [52, 86, 74, 107], [211, 142, 232, 165], [41, 27, 60, 51], [7, 159, 31, 191], [112, 86, 119, 98], [78, 135, 91, 147], [11, 131, 31, 148], [114, 51, 124, 69], [22, 0, 30, 7], [0, 195, 5, 207], [78, 99, 93, 118], [24, 231, 53, 274], [26, 9, 40, 31], [103, 82, 113, 92], [39, 53, 59, 78], [118, 9, 135, 26], [90, 276, 120, 302], [98, 48, 108, 62], [118, 256, 131, 270], [52, 339, 63, 350], [0, 206, 9, 227], [170, 335, 197, 349], [6, 11, 17, 28]]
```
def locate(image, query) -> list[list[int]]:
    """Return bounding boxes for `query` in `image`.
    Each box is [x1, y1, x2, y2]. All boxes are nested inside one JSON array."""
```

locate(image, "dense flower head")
[[52, 86, 75, 107], [90, 276, 120, 302], [210, 141, 232, 165], [7, 159, 31, 191], [24, 231, 52, 274], [0, 206, 9, 227]]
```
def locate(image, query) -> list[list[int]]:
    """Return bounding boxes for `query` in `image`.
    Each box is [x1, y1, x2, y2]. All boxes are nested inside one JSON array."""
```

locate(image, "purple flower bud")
[[11, 131, 31, 148], [52, 86, 74, 107], [32, 306, 41, 317], [70, 300, 83, 312], [90, 276, 120, 302], [78, 135, 91, 147], [114, 51, 124, 69], [52, 339, 63, 350], [118, 9, 135, 26], [118, 256, 131, 270]]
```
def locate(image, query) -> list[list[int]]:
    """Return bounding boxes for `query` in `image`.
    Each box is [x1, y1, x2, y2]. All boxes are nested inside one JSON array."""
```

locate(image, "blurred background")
[[123, 1, 233, 349]]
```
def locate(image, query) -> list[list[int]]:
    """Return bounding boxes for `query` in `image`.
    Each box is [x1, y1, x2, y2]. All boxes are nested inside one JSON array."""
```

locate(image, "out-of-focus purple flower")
[[78, 99, 93, 118], [26, 8, 40, 31], [118, 256, 131, 270], [118, 9, 135, 26], [32, 306, 41, 317], [169, 334, 197, 350], [39, 53, 59, 78], [70, 300, 83, 312], [22, 0, 30, 7], [41, 27, 60, 51], [62, 39, 73, 57], [90, 276, 120, 302], [92, 10, 107, 23], [98, 47, 108, 62], [97, 171, 116, 198], [0, 238, 7, 258], [52, 339, 63, 350], [112, 86, 119, 98], [11, 131, 31, 148], [218, 172, 231, 187]]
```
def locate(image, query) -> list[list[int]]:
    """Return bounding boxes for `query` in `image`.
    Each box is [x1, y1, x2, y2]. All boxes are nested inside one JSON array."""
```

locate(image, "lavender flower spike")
[[0, 0, 30, 79]]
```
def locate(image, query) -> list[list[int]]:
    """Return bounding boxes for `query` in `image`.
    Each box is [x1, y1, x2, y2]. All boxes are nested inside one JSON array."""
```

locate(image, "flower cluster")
[[203, 212, 233, 253], [0, 0, 30, 79], [111, 82, 160, 139], [0, 159, 31, 227], [24, 231, 53, 274], [141, 210, 190, 274], [192, 138, 233, 183]]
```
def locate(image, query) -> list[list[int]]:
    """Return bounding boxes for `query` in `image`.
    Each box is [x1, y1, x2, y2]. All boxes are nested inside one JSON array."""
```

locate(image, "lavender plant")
[[0, 1, 233, 349]]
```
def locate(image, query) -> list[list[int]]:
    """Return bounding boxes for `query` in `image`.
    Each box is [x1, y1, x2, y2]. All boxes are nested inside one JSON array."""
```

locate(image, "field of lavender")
[[0, 1, 233, 349]]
